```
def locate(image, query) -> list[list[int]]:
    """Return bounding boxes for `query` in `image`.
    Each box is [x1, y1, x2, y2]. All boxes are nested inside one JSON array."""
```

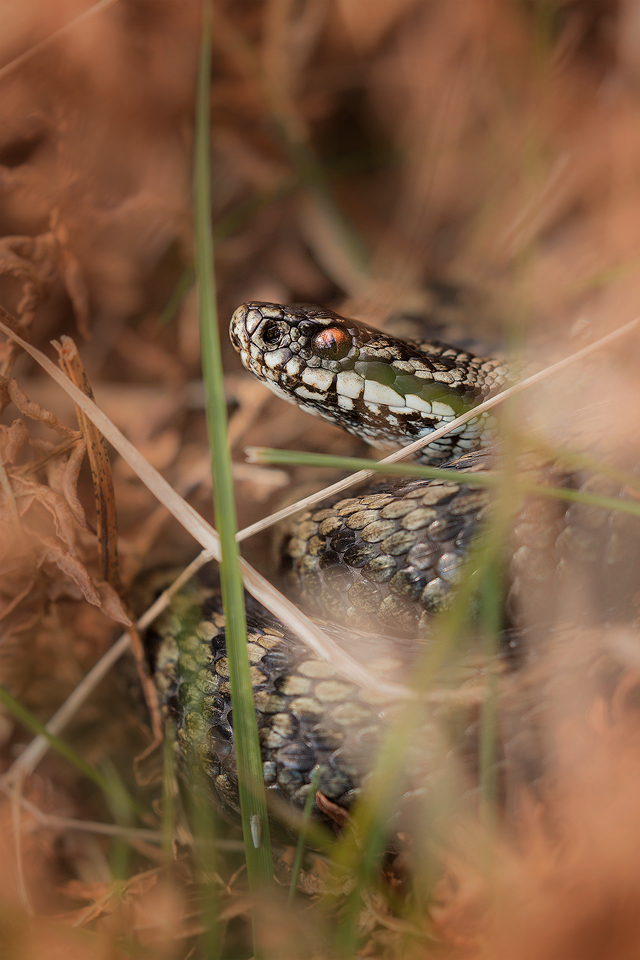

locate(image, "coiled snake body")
[[150, 302, 640, 828]]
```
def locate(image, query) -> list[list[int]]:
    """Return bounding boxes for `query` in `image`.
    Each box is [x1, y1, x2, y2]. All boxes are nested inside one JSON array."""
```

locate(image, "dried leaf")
[[56, 228, 90, 339], [43, 440, 88, 530], [13, 475, 80, 553], [7, 378, 78, 437], [55, 336, 120, 591], [0, 418, 30, 464], [95, 581, 131, 627], [38, 536, 100, 606]]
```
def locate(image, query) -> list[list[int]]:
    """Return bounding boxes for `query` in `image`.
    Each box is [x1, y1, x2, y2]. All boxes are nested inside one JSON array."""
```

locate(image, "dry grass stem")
[[0, 0, 121, 84]]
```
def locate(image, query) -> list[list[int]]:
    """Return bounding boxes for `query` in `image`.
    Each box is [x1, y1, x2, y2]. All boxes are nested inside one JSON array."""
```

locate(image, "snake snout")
[[229, 302, 251, 351], [230, 301, 290, 353]]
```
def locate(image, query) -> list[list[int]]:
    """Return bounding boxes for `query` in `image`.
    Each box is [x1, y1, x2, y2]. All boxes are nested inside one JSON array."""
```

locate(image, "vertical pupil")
[[314, 327, 350, 359]]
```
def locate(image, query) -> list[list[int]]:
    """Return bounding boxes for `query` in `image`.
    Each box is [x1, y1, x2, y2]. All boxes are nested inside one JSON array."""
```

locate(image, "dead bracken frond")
[[0, 386, 130, 690]]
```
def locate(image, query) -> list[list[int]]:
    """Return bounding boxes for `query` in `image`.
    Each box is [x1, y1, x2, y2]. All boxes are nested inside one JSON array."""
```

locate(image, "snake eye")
[[313, 326, 351, 361], [260, 320, 284, 346]]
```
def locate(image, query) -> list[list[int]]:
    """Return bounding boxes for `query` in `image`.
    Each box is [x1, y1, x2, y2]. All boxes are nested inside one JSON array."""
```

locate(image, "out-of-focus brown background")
[[2, 1, 640, 956]]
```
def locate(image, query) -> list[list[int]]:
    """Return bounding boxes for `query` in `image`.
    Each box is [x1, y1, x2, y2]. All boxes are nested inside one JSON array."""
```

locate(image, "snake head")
[[229, 301, 507, 463], [229, 302, 364, 377]]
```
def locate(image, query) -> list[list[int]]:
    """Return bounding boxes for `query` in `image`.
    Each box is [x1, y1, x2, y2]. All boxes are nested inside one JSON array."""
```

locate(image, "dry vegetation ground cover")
[[2, 1, 640, 957]]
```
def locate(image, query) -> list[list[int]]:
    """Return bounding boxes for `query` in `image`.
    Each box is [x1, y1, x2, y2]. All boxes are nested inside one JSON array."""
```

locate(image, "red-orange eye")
[[313, 326, 351, 360]]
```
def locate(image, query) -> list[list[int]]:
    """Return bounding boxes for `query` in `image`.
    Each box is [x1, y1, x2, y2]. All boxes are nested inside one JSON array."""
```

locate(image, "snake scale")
[[149, 302, 640, 831]]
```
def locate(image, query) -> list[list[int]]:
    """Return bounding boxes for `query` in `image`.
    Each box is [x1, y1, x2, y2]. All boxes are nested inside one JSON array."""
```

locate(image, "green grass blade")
[[194, 0, 273, 900], [100, 758, 134, 881], [213, 176, 297, 243], [0, 684, 144, 818], [217, 6, 371, 279], [478, 553, 502, 831], [477, 515, 509, 837], [287, 765, 323, 906], [186, 750, 223, 960], [158, 266, 195, 327], [161, 721, 177, 861], [331, 531, 499, 955], [250, 447, 640, 518], [166, 592, 223, 958]]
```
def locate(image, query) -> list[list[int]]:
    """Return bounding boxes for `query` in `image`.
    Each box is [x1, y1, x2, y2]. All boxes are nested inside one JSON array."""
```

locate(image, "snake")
[[149, 301, 640, 831]]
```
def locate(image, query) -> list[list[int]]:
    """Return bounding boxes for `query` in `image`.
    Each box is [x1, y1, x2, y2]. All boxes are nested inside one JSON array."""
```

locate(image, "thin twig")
[[2, 785, 162, 842], [0, 0, 120, 84], [0, 778, 246, 850], [10, 770, 34, 915]]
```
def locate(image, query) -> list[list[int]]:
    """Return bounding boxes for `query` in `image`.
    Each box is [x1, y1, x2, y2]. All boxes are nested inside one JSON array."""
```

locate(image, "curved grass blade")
[[287, 765, 323, 906], [0, 683, 144, 819], [194, 0, 273, 898], [158, 266, 195, 327], [250, 448, 640, 519]]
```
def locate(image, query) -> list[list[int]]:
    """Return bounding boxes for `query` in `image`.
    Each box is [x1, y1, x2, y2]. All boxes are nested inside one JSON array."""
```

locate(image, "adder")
[[149, 301, 640, 829]]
